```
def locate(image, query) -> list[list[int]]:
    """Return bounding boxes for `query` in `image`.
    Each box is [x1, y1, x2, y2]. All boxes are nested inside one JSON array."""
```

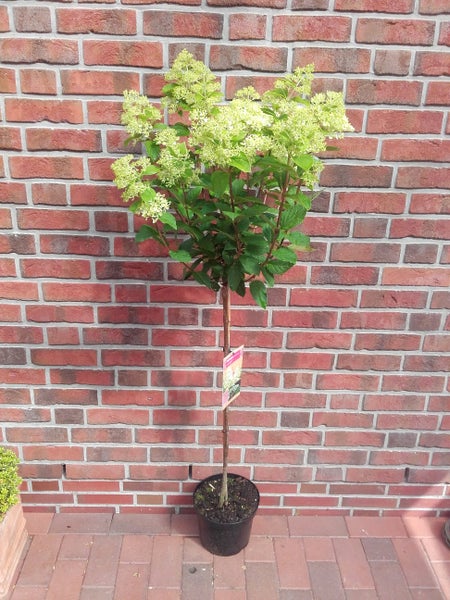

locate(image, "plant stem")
[[219, 281, 231, 508]]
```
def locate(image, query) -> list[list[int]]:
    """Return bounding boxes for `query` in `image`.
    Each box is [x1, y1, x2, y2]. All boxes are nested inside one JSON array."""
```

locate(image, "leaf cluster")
[[112, 51, 353, 308], [0, 447, 22, 520]]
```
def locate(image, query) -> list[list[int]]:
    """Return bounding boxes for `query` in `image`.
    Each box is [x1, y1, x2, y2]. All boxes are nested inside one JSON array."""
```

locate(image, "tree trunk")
[[219, 282, 231, 508]]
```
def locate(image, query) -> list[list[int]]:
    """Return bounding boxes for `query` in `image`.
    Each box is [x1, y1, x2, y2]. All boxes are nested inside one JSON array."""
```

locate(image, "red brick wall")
[[1, 1, 449, 517]]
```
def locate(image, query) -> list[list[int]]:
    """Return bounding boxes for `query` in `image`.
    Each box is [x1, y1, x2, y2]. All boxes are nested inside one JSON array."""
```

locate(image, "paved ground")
[[6, 512, 450, 599]]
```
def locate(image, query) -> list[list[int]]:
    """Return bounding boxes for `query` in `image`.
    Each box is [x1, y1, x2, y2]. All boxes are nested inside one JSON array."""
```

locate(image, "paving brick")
[[15, 534, 62, 586], [171, 514, 198, 536], [214, 591, 247, 600], [402, 518, 446, 539], [59, 534, 93, 559], [346, 516, 407, 538], [120, 534, 153, 563], [213, 553, 246, 589], [393, 538, 440, 588], [181, 563, 213, 600], [279, 591, 313, 600], [244, 537, 275, 562], [303, 537, 335, 561], [149, 536, 183, 588], [421, 537, 450, 562], [9, 587, 47, 600], [183, 536, 214, 564], [111, 513, 171, 535], [49, 513, 112, 534], [46, 559, 86, 600], [80, 588, 114, 600], [345, 591, 379, 600], [23, 512, 54, 534], [362, 538, 397, 561], [114, 562, 150, 600], [289, 516, 348, 537], [7, 514, 449, 600], [274, 538, 310, 589], [308, 562, 346, 600], [245, 562, 280, 600], [83, 535, 122, 587], [428, 561, 450, 596], [410, 590, 447, 600], [370, 561, 414, 600], [252, 515, 289, 537], [333, 538, 375, 589]]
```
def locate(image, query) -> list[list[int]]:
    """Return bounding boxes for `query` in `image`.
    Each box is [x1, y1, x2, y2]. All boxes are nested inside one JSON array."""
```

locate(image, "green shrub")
[[0, 447, 22, 521]]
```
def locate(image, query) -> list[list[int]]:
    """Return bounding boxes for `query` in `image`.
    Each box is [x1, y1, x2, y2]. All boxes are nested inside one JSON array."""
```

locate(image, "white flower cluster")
[[121, 90, 162, 139], [111, 154, 170, 222]]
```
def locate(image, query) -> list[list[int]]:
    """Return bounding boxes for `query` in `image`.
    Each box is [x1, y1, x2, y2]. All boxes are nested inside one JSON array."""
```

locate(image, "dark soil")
[[193, 473, 259, 524]]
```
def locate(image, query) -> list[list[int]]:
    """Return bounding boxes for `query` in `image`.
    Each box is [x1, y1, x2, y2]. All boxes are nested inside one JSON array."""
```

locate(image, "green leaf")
[[286, 231, 311, 251], [293, 154, 315, 171], [141, 187, 156, 202], [159, 212, 177, 230], [239, 255, 260, 276], [250, 280, 267, 309], [210, 171, 229, 198], [231, 178, 246, 197], [173, 122, 190, 137], [144, 141, 160, 161], [273, 246, 297, 266], [244, 234, 270, 255], [169, 249, 192, 263], [265, 259, 293, 275], [261, 266, 275, 288], [280, 205, 307, 230], [229, 155, 252, 173], [142, 164, 159, 176], [135, 225, 161, 243], [222, 210, 240, 222], [228, 263, 244, 292], [191, 270, 217, 290]]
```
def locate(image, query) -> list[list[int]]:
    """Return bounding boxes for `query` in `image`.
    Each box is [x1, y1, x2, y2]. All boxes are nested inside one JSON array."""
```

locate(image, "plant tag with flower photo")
[[222, 346, 244, 409]]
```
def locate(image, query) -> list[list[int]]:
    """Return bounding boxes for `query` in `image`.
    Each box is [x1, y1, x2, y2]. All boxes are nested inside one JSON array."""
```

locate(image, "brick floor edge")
[[4, 513, 450, 599]]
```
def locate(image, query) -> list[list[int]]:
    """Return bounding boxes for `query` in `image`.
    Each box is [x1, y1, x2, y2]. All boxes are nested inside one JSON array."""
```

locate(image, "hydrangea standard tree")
[[112, 50, 353, 508]]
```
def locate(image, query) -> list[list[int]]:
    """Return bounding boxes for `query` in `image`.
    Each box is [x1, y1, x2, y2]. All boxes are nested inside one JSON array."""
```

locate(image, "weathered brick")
[[20, 69, 57, 95], [0, 68, 16, 93], [374, 50, 412, 75], [419, 0, 450, 14], [61, 70, 139, 95], [293, 47, 370, 73], [356, 19, 435, 45], [346, 79, 422, 105], [56, 8, 136, 34], [5, 98, 83, 124], [366, 109, 443, 134], [396, 166, 450, 189], [414, 51, 450, 76], [84, 41, 163, 67], [229, 14, 266, 39], [382, 139, 450, 162], [0, 38, 78, 64], [144, 11, 223, 38], [273, 15, 351, 41], [14, 6, 52, 32], [0, 6, 9, 32], [209, 45, 288, 71], [335, 0, 414, 12], [26, 128, 102, 152]]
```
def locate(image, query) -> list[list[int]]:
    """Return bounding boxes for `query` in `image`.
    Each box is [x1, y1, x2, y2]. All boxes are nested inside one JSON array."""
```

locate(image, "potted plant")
[[0, 447, 27, 598], [112, 50, 352, 554]]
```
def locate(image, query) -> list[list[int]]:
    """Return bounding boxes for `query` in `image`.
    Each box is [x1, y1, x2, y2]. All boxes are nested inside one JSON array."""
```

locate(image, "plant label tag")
[[222, 345, 244, 409]]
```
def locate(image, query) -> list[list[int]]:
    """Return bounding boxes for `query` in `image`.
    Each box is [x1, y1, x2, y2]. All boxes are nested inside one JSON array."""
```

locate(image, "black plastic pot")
[[193, 473, 260, 556]]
